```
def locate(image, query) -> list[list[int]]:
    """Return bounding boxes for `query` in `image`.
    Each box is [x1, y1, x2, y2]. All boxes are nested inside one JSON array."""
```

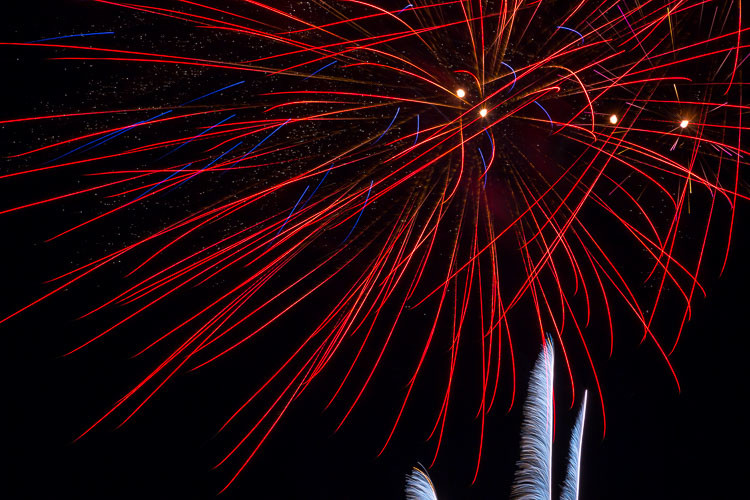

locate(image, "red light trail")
[[1, 0, 746, 491]]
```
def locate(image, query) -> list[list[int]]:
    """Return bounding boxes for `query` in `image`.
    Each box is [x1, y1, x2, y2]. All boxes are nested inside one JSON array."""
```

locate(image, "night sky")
[[2, 1, 748, 499]]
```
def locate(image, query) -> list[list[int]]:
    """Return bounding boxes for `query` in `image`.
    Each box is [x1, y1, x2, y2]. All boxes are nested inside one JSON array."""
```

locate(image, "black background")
[[2, 1, 748, 499]]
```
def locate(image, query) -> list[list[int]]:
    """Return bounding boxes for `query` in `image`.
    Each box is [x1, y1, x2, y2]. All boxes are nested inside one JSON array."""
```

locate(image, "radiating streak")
[[373, 107, 401, 144], [181, 80, 245, 106], [268, 185, 311, 247], [170, 141, 244, 190], [533, 101, 554, 129], [556, 26, 585, 44], [485, 129, 495, 153], [397, 4, 415, 16], [78, 114, 171, 154], [132, 162, 192, 201], [342, 180, 374, 243], [29, 32, 115, 43], [158, 114, 236, 159], [247, 119, 292, 153], [301, 164, 334, 209], [46, 110, 173, 164], [500, 62, 517, 92], [413, 114, 420, 146], [478, 147, 488, 188], [303, 60, 338, 81]]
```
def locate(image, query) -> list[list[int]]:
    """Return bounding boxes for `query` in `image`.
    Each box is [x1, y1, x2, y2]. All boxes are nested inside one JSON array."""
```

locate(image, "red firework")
[[1, 0, 747, 490]]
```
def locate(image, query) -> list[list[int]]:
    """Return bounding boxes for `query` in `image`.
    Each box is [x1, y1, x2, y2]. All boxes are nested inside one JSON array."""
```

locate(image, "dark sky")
[[2, 1, 748, 499]]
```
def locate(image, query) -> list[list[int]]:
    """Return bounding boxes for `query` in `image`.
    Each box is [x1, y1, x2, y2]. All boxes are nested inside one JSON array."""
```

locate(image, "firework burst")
[[1, 0, 747, 490]]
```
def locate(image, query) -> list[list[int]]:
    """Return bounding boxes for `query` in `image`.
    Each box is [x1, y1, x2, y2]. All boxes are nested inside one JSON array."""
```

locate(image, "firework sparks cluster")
[[1, 0, 747, 490]]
